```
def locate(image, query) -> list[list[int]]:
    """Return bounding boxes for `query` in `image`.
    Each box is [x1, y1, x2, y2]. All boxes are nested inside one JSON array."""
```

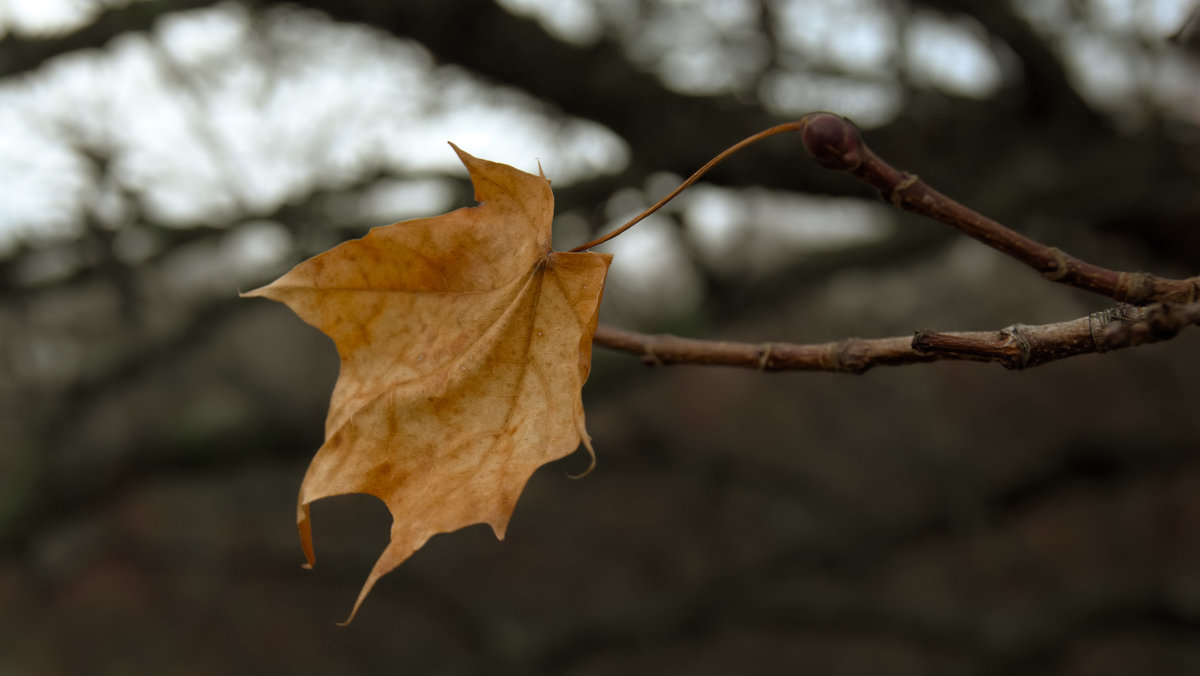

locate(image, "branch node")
[[592, 300, 1199, 373], [832, 339, 872, 374], [1096, 303, 1189, 349], [641, 342, 665, 367], [910, 330, 936, 354], [757, 343, 774, 371], [889, 173, 919, 207], [1008, 325, 1032, 370], [1041, 247, 1072, 281], [1089, 304, 1136, 352], [1115, 271, 1156, 304], [1090, 309, 1115, 353], [1145, 303, 1181, 339]]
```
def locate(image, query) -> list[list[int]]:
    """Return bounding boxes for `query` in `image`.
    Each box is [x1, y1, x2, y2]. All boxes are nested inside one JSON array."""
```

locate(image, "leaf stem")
[[567, 120, 808, 252]]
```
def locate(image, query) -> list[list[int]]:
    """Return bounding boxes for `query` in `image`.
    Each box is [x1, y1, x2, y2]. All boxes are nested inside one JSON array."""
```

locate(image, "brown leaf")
[[243, 146, 611, 623]]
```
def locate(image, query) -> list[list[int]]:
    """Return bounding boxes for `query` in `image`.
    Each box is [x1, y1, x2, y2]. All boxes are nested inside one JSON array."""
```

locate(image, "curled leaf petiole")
[[567, 119, 811, 252]]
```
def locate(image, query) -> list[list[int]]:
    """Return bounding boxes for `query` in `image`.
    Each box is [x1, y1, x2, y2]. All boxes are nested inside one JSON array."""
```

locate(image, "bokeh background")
[[2, 0, 1200, 673]]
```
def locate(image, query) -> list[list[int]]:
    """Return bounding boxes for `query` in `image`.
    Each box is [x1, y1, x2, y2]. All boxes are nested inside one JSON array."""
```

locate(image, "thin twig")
[[795, 113, 1200, 304], [593, 302, 1200, 373], [591, 114, 1198, 371]]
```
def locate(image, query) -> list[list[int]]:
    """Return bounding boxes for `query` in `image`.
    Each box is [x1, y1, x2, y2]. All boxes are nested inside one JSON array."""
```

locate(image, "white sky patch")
[[595, 212, 704, 326], [342, 178, 457, 225], [0, 1, 160, 37], [495, 0, 604, 45], [684, 185, 892, 278], [155, 0, 247, 61], [759, 70, 903, 127], [1090, 0, 1200, 38], [222, 220, 292, 279], [775, 0, 896, 74], [407, 84, 628, 181], [626, 0, 768, 95], [0, 98, 90, 249], [904, 11, 1004, 98], [1014, 0, 1200, 123], [1, 0, 1198, 259], [0, 2, 627, 251], [1015, 0, 1200, 50], [0, 0, 97, 36], [1062, 31, 1140, 112], [759, 0, 905, 124]]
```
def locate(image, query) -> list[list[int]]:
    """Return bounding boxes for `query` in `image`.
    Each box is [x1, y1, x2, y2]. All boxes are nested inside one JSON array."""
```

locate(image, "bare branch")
[[796, 113, 1200, 304], [593, 302, 1200, 372], [594, 115, 1197, 372], [594, 325, 932, 373]]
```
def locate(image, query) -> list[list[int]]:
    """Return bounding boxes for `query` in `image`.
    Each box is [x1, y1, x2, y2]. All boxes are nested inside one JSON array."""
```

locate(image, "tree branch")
[[0, 0, 216, 78], [594, 302, 1200, 373], [594, 114, 1197, 372], [795, 113, 1200, 304], [916, 0, 1103, 125]]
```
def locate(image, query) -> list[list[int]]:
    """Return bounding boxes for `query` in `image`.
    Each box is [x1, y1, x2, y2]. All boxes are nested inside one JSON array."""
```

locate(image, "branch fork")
[[591, 113, 1200, 372]]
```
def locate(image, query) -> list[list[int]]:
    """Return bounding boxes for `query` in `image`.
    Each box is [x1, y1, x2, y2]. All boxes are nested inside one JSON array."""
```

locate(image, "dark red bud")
[[800, 113, 863, 171]]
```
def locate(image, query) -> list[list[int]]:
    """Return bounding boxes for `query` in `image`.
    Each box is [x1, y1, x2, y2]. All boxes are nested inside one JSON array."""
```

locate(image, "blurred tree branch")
[[0, 0, 214, 77], [1, 3, 1198, 663], [277, 0, 1200, 266], [916, 0, 1102, 125], [5, 0, 1196, 255]]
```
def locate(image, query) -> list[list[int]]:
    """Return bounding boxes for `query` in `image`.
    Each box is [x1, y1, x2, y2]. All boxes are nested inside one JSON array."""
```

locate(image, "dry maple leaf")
[[243, 145, 611, 624]]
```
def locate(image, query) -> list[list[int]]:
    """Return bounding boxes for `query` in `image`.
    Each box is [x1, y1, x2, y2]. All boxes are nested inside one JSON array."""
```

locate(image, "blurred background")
[[2, 0, 1200, 673]]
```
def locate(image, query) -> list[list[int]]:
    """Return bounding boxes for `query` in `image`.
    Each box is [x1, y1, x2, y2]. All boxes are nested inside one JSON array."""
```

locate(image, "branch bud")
[[799, 113, 864, 171]]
